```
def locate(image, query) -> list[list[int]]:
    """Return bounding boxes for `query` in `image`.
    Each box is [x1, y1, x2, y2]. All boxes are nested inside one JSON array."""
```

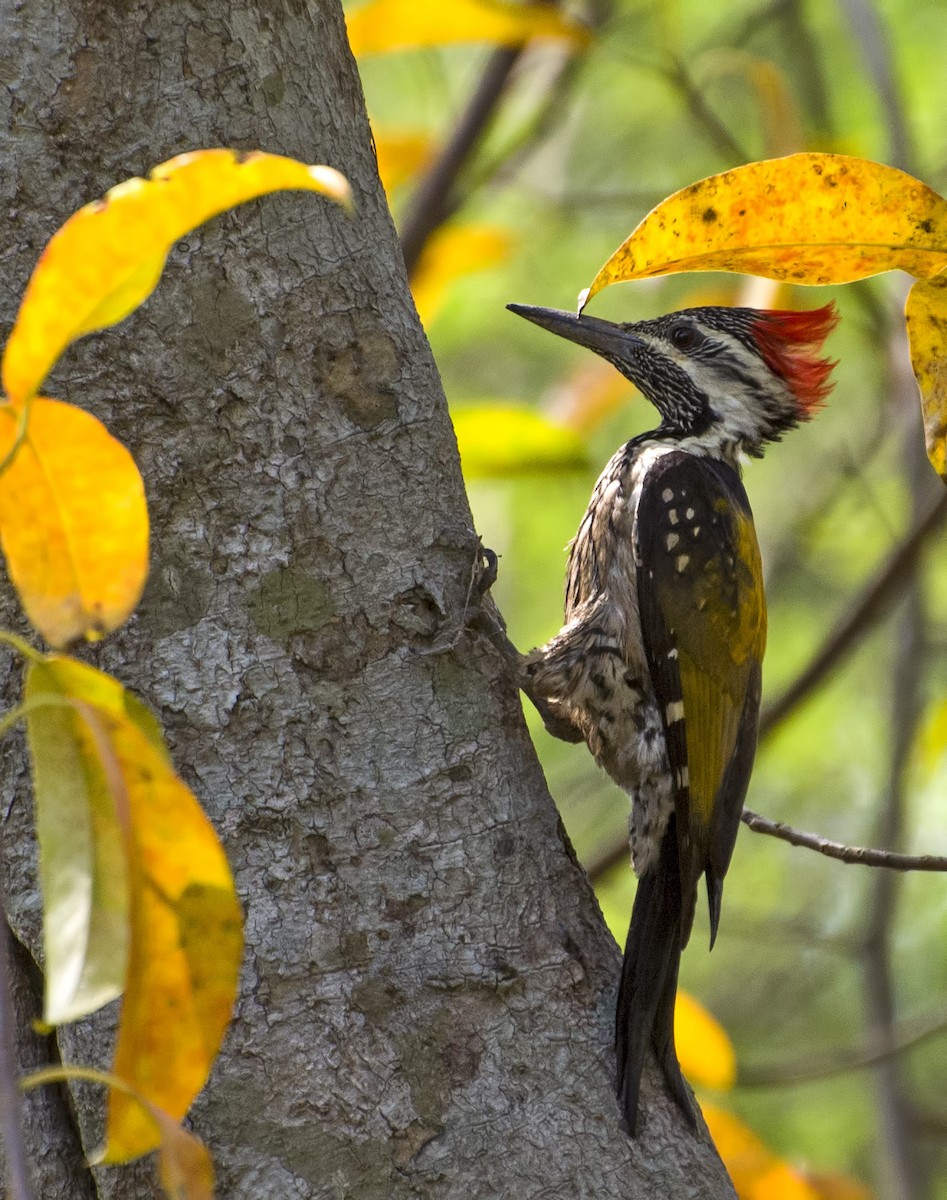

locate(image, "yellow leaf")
[[346, 0, 590, 56], [25, 666, 130, 1025], [0, 398, 148, 646], [905, 271, 947, 478], [22, 653, 242, 1163], [373, 130, 436, 196], [580, 153, 947, 308], [2, 149, 352, 404], [411, 224, 511, 326], [453, 405, 589, 476], [104, 716, 242, 1161], [674, 991, 736, 1090]]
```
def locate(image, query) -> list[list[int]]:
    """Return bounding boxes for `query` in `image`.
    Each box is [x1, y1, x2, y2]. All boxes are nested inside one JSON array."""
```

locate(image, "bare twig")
[[661, 57, 750, 164], [400, 45, 523, 275], [739, 1009, 947, 1087], [587, 804, 947, 885], [740, 809, 947, 872]]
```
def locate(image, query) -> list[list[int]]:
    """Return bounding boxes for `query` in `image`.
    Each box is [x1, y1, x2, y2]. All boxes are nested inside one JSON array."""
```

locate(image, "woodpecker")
[[507, 300, 837, 1134]]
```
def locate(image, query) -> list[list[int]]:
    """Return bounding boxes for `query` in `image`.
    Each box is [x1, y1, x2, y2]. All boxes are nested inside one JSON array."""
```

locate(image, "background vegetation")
[[350, 1, 947, 1196]]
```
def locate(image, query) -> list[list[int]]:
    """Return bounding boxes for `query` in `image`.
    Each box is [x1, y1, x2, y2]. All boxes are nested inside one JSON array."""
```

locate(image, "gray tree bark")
[[0, 1, 735, 1196]]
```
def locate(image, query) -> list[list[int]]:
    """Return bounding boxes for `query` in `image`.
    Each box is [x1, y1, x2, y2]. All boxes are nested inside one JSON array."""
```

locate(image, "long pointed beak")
[[507, 303, 639, 358]]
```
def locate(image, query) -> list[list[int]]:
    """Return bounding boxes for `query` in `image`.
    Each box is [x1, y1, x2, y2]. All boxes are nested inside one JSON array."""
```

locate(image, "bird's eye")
[[669, 322, 700, 352]]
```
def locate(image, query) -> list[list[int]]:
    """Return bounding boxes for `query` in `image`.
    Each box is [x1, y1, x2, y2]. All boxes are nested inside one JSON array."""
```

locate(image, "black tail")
[[615, 818, 695, 1134]]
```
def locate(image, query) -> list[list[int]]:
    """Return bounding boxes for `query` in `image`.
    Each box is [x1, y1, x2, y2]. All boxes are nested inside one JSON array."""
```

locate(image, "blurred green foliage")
[[351, 1, 947, 1194]]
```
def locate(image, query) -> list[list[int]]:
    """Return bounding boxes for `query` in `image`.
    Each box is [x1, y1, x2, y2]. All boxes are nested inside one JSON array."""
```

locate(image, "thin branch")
[[740, 808, 947, 872], [661, 57, 750, 164], [399, 45, 523, 276], [738, 1009, 947, 1088], [585, 795, 947, 884]]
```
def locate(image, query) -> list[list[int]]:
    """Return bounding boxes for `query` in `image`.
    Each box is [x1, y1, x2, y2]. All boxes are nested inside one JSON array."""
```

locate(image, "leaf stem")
[[0, 399, 32, 480], [0, 632, 43, 664]]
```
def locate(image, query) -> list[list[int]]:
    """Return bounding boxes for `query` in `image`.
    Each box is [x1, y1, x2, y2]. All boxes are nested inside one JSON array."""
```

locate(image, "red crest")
[[751, 303, 839, 415]]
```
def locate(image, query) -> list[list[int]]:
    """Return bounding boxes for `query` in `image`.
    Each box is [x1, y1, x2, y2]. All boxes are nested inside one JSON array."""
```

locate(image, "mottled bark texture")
[[0, 2, 735, 1196]]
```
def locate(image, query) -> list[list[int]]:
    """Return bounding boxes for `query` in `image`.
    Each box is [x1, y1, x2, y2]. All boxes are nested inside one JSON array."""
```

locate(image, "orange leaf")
[[674, 991, 736, 1090], [0, 398, 148, 646], [701, 1104, 821, 1200], [905, 271, 947, 478], [2, 149, 351, 404], [701, 1103, 774, 1193], [346, 0, 590, 56], [580, 153, 947, 308], [411, 224, 511, 326]]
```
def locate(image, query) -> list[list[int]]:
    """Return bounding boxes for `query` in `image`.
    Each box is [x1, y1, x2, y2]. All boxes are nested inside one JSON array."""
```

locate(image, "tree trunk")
[[0, 2, 734, 1196]]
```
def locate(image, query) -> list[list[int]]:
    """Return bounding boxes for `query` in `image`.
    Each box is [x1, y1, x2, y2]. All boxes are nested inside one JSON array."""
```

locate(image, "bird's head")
[[508, 302, 838, 458]]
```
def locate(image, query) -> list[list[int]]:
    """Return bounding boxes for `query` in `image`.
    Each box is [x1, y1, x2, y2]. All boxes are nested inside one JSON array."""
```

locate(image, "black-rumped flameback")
[[508, 300, 837, 1134]]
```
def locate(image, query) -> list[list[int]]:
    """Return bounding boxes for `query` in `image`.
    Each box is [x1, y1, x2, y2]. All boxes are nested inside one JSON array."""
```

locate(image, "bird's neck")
[[650, 423, 747, 471]]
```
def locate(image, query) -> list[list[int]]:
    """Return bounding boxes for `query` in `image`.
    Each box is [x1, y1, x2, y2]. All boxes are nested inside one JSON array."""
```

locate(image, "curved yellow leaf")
[[2, 149, 352, 403], [453, 405, 589, 476], [905, 271, 947, 478], [102, 712, 242, 1162], [346, 0, 590, 56], [581, 153, 947, 308], [674, 991, 736, 1090], [412, 224, 512, 326], [0, 399, 148, 646]]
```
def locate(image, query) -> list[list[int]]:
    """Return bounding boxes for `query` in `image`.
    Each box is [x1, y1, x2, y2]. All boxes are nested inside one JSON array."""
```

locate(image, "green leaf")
[[25, 662, 130, 1024]]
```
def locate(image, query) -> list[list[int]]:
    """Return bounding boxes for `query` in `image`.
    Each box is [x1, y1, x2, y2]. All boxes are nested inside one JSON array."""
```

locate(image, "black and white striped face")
[[617, 307, 803, 453], [508, 303, 836, 458]]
